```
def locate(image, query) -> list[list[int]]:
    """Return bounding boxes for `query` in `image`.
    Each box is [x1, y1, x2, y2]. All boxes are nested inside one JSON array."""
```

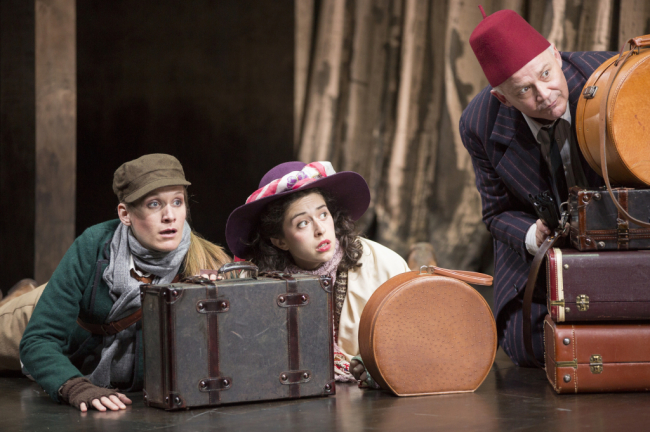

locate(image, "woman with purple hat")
[[8, 154, 231, 412], [226, 161, 410, 383]]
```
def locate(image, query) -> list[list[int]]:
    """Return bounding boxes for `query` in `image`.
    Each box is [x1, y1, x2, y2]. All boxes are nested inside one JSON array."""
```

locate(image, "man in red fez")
[[460, 8, 614, 366]]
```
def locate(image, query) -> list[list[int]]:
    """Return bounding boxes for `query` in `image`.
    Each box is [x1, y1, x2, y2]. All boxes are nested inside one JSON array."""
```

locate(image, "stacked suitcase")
[[543, 186, 650, 393]]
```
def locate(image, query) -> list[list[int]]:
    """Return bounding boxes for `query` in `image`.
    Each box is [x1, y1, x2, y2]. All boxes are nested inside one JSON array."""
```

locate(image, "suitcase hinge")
[[556, 359, 578, 369], [549, 300, 565, 307], [590, 354, 603, 374], [576, 294, 589, 311]]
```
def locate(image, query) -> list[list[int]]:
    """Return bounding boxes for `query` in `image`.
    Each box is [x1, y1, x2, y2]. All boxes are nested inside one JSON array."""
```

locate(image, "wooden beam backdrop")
[[35, 0, 76, 283], [296, 0, 650, 271]]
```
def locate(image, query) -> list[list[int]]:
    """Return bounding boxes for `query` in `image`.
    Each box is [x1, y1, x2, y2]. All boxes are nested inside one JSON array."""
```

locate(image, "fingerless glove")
[[60, 377, 119, 409]]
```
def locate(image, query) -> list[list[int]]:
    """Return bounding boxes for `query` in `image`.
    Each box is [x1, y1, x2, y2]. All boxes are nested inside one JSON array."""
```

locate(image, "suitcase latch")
[[617, 219, 630, 249], [556, 359, 578, 369], [576, 295, 589, 311], [583, 86, 598, 99], [549, 300, 565, 307], [590, 354, 603, 374]]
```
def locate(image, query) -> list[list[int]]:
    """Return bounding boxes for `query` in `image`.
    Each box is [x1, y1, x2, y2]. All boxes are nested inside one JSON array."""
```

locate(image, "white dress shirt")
[[522, 104, 586, 255]]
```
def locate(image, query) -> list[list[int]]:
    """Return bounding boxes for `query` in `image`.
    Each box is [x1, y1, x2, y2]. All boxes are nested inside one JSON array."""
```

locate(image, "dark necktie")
[[545, 123, 569, 206]]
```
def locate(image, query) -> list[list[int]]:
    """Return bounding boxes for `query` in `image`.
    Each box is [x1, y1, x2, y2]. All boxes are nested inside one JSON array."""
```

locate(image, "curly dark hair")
[[246, 188, 363, 272]]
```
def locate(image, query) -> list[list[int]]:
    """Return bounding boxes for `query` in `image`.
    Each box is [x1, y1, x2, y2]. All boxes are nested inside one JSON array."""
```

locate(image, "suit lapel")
[[491, 104, 551, 204]]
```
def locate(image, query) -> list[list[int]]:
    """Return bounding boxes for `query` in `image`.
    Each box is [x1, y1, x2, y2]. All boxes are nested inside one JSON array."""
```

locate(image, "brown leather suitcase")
[[544, 315, 650, 393], [547, 248, 650, 322], [569, 187, 650, 251], [140, 263, 335, 410], [358, 266, 496, 396]]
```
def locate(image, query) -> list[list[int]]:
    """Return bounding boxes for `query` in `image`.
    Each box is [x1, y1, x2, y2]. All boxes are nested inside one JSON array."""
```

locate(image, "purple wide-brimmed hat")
[[225, 161, 370, 258]]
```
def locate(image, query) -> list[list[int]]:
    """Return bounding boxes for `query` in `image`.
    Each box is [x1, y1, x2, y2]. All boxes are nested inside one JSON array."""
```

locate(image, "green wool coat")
[[20, 219, 144, 402]]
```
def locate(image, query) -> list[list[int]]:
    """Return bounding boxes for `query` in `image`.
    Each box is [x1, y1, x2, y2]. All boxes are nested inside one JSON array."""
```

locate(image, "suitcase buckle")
[[576, 294, 589, 312], [583, 86, 598, 99], [617, 219, 630, 249], [590, 354, 603, 374]]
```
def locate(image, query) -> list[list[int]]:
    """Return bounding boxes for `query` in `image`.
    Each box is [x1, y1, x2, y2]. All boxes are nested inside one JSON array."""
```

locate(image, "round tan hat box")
[[576, 44, 650, 186], [358, 269, 497, 396]]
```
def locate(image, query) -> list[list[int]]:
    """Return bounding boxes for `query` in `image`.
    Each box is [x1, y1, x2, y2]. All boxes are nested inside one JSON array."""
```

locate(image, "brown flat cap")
[[113, 154, 191, 203]]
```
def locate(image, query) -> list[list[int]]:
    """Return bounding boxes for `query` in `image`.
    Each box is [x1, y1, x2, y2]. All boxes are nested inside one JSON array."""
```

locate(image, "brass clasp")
[[590, 354, 603, 374], [576, 294, 590, 312]]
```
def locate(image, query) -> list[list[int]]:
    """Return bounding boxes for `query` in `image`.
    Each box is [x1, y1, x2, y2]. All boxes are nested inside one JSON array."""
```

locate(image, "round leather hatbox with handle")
[[358, 266, 496, 396], [576, 35, 650, 187]]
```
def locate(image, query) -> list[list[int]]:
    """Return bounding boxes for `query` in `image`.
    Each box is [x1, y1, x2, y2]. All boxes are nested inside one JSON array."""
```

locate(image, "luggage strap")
[[599, 35, 650, 229], [77, 309, 142, 336], [419, 266, 493, 286], [523, 224, 567, 368]]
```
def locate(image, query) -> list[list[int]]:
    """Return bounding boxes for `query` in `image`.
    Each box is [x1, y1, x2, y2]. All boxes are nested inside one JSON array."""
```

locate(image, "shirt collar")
[[129, 254, 152, 278], [522, 102, 572, 143]]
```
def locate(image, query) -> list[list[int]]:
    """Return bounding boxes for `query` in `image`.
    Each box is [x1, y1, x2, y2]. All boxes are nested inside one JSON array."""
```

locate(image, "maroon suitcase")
[[569, 186, 650, 251], [547, 248, 650, 322], [544, 315, 650, 393]]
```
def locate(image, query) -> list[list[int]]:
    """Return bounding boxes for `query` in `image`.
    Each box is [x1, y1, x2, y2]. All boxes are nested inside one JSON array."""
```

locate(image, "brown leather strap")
[[523, 230, 564, 368], [78, 273, 180, 336], [599, 41, 650, 228], [206, 283, 221, 405], [424, 266, 493, 286], [76, 309, 143, 336], [284, 275, 300, 398]]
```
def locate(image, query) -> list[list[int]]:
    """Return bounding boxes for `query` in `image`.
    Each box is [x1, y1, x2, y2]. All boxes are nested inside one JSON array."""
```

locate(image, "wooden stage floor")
[[4, 286, 650, 431], [3, 347, 650, 432]]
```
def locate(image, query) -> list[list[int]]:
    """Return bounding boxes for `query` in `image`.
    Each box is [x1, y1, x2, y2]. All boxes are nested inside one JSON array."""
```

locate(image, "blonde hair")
[[181, 232, 232, 277]]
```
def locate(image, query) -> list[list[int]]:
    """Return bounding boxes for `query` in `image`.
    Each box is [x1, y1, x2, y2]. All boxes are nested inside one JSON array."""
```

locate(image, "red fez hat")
[[469, 7, 550, 88]]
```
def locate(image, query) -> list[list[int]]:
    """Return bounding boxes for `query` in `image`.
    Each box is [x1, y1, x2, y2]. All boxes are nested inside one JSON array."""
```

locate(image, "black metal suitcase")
[[140, 262, 335, 410], [569, 186, 650, 251]]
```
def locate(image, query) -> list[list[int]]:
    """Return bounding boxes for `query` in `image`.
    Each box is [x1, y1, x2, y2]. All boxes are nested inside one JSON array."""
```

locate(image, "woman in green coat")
[[19, 154, 230, 412]]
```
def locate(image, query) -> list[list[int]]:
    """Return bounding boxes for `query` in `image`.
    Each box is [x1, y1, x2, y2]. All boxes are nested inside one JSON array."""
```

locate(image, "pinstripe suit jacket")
[[460, 51, 614, 347]]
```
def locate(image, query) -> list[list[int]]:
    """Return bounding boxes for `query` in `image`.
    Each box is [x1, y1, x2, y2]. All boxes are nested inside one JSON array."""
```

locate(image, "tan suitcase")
[[358, 266, 496, 396]]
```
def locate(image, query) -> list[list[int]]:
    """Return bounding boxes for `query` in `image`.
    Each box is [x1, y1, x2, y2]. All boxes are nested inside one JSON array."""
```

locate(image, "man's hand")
[[535, 219, 552, 247]]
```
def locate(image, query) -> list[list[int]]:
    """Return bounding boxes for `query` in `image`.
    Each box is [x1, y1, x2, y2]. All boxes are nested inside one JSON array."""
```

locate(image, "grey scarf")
[[88, 220, 191, 388]]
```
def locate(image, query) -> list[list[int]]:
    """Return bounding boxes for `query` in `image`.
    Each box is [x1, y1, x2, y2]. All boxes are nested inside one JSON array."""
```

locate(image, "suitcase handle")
[[628, 34, 650, 49], [200, 261, 259, 279], [419, 265, 493, 286], [218, 261, 259, 278]]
